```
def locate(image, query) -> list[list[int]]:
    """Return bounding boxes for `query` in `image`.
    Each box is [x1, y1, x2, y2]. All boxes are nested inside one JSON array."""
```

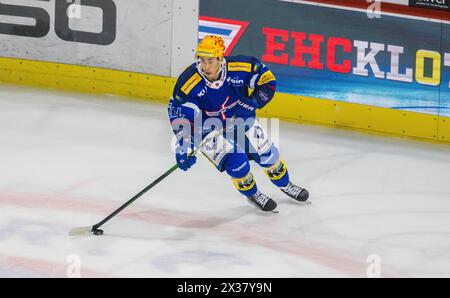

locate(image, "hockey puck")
[[93, 229, 104, 236]]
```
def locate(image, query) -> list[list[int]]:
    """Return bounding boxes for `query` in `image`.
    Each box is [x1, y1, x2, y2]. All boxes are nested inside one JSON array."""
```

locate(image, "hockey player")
[[168, 35, 309, 212]]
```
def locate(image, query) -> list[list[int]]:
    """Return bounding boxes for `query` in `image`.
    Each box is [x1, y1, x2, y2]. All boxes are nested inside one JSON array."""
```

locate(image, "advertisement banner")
[[0, 0, 198, 76], [200, 0, 450, 117], [409, 0, 450, 11]]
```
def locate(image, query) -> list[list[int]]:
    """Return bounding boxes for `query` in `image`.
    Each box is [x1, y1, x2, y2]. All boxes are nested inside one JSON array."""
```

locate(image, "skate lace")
[[282, 182, 302, 198], [251, 192, 269, 207]]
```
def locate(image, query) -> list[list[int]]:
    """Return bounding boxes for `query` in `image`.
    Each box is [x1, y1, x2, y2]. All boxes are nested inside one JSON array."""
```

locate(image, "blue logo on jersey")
[[227, 76, 245, 86], [237, 100, 255, 111], [197, 86, 207, 98], [168, 102, 185, 119]]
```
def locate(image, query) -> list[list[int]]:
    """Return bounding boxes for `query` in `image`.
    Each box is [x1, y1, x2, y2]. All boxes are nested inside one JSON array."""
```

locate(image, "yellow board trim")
[[181, 72, 202, 95], [0, 56, 449, 145], [0, 57, 175, 103], [228, 62, 251, 72], [258, 92, 450, 144]]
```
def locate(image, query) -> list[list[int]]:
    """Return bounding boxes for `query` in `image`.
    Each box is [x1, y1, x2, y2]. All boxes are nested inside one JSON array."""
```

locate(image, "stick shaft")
[[93, 164, 179, 230]]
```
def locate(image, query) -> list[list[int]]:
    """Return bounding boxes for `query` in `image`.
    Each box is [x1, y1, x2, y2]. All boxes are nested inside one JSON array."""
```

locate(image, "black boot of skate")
[[247, 190, 277, 211], [280, 182, 309, 202]]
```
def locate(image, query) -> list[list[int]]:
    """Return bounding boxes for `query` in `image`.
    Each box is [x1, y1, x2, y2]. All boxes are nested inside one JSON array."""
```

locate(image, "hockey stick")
[[68, 163, 180, 236], [69, 121, 231, 236]]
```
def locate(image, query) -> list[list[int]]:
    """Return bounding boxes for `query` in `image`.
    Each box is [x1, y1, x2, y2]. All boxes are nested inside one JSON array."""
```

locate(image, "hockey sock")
[[231, 171, 258, 197], [225, 153, 258, 197]]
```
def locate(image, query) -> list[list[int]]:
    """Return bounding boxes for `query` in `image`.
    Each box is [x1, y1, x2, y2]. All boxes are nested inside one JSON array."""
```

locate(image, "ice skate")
[[247, 190, 278, 212], [280, 181, 309, 202]]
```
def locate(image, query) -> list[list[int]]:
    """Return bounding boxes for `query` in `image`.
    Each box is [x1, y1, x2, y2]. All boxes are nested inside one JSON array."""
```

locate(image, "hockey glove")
[[175, 138, 197, 171]]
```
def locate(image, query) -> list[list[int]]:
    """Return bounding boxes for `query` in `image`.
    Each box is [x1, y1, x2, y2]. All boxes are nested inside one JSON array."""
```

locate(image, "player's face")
[[199, 57, 221, 81]]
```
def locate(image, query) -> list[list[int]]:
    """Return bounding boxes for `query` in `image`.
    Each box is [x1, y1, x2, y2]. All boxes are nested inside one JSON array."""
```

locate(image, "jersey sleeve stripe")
[[249, 74, 259, 89], [182, 102, 200, 116]]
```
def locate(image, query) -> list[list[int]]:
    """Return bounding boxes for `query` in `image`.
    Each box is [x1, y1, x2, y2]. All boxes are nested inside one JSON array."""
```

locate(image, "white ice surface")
[[0, 85, 450, 278]]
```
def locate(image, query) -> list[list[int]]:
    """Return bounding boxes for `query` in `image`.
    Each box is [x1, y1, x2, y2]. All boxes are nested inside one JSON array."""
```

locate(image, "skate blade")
[[255, 209, 279, 214], [291, 200, 311, 206]]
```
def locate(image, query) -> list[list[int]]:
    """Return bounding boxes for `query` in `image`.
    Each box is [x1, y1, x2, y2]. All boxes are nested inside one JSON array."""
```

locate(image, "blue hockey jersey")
[[168, 55, 276, 141]]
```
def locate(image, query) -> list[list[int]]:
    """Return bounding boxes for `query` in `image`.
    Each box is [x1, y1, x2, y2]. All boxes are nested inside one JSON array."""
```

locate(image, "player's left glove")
[[175, 137, 197, 171]]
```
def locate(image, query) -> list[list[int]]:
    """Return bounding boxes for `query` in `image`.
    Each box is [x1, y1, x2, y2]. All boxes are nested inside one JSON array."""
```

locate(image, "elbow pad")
[[250, 83, 276, 108]]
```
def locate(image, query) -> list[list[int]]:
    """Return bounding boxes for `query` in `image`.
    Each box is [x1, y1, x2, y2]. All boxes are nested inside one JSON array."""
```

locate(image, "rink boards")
[[1, 55, 448, 144], [0, 0, 449, 144]]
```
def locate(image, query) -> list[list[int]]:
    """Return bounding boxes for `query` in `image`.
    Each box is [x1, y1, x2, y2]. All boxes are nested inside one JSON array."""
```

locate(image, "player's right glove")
[[175, 137, 197, 171]]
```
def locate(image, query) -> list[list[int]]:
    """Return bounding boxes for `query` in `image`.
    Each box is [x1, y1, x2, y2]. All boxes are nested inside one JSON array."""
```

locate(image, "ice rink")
[[1, 85, 450, 278]]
